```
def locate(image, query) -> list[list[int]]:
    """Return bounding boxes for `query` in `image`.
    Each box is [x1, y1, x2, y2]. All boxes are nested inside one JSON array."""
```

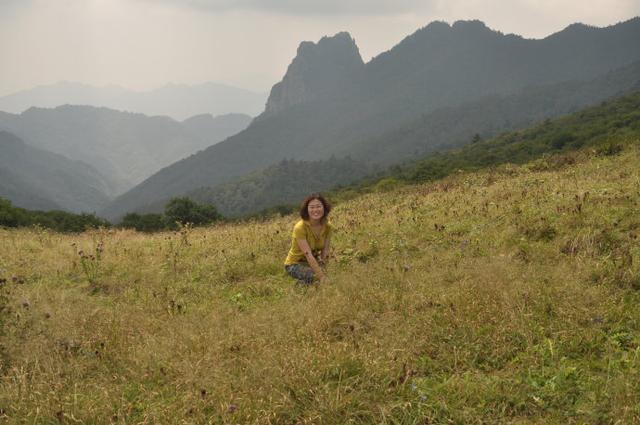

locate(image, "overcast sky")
[[0, 0, 638, 96]]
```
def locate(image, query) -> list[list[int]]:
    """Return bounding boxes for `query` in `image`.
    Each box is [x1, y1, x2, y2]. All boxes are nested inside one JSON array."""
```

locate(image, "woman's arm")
[[296, 238, 326, 281], [321, 237, 331, 264]]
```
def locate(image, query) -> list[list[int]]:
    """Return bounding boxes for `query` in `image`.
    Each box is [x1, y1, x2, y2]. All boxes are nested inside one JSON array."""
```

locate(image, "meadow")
[[1, 140, 639, 423]]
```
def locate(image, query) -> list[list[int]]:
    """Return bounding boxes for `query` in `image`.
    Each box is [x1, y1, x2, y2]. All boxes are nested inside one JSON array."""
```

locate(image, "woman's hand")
[[297, 239, 326, 283]]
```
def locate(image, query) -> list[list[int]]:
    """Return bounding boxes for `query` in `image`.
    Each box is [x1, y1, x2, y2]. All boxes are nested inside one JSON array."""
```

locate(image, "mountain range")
[[101, 18, 640, 221], [0, 107, 252, 196], [0, 82, 267, 121], [0, 131, 113, 212]]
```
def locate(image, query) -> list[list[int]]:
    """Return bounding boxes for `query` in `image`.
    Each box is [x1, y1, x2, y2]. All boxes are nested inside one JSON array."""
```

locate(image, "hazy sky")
[[1, 0, 638, 96]]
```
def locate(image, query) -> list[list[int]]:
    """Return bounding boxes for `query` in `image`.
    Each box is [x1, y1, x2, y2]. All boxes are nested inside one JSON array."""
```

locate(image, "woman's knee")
[[285, 264, 315, 284]]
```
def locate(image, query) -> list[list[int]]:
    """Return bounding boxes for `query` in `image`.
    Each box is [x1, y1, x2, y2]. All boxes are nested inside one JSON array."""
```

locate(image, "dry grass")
[[1, 143, 639, 424]]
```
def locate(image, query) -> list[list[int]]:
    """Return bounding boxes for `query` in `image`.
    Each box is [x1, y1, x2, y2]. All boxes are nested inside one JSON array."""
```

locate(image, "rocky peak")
[[451, 19, 490, 32], [406, 20, 497, 42], [263, 32, 364, 116]]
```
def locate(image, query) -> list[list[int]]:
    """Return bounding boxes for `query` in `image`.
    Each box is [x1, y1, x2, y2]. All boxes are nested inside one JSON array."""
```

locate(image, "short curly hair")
[[299, 193, 331, 223]]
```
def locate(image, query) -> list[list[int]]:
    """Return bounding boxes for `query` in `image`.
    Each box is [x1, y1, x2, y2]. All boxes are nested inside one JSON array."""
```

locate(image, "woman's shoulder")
[[292, 219, 308, 236]]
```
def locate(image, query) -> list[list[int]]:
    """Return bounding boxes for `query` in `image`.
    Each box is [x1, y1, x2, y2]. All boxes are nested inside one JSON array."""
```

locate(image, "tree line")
[[0, 197, 222, 233]]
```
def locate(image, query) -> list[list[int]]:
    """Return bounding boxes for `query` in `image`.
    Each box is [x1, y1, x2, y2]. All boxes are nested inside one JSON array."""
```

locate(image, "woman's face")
[[307, 199, 325, 221]]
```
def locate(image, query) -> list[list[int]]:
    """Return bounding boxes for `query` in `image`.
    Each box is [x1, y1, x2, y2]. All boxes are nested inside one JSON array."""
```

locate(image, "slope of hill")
[[176, 156, 372, 218], [0, 81, 267, 120], [173, 89, 640, 220], [2, 136, 639, 422], [0, 106, 252, 193], [394, 89, 640, 183], [342, 60, 640, 164], [0, 131, 114, 212], [101, 18, 640, 220], [103, 60, 640, 221]]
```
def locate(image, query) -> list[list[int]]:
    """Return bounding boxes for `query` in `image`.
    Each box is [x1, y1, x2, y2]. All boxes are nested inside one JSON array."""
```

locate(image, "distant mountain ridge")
[[0, 106, 252, 194], [0, 131, 113, 212], [0, 82, 267, 121], [101, 18, 640, 221]]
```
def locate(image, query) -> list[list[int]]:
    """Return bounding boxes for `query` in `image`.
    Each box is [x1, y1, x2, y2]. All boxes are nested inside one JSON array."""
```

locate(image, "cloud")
[[0, 0, 638, 96], [141, 0, 439, 16], [0, 0, 34, 17]]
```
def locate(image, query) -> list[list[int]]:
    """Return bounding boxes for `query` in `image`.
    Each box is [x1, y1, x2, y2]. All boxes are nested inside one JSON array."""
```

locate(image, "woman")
[[284, 193, 333, 284]]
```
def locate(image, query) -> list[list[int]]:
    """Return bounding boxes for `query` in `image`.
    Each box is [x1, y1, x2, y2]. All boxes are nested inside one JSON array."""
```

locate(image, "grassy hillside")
[[1, 136, 639, 422]]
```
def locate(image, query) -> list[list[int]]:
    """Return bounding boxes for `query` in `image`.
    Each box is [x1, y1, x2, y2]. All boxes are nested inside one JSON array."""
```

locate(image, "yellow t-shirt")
[[284, 219, 333, 265]]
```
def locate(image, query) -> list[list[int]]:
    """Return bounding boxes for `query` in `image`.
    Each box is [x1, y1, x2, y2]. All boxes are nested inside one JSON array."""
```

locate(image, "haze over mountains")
[[0, 82, 267, 121], [0, 107, 252, 196], [101, 18, 640, 220], [0, 131, 114, 212]]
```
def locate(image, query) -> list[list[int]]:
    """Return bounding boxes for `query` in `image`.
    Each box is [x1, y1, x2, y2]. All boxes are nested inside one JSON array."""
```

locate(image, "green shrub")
[[164, 197, 222, 228], [120, 213, 165, 232]]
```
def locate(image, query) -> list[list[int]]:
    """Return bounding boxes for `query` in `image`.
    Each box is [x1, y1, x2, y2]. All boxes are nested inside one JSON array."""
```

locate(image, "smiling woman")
[[284, 193, 333, 284]]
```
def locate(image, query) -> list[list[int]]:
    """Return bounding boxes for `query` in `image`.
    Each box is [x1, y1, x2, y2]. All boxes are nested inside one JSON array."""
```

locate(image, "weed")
[[595, 142, 624, 156], [73, 239, 104, 290]]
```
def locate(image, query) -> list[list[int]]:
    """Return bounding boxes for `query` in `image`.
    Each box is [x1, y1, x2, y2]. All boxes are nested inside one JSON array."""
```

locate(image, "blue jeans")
[[285, 263, 315, 284]]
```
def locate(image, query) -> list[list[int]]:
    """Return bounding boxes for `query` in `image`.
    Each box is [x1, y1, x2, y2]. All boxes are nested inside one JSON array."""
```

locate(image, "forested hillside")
[[172, 157, 372, 217], [360, 90, 640, 189]]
